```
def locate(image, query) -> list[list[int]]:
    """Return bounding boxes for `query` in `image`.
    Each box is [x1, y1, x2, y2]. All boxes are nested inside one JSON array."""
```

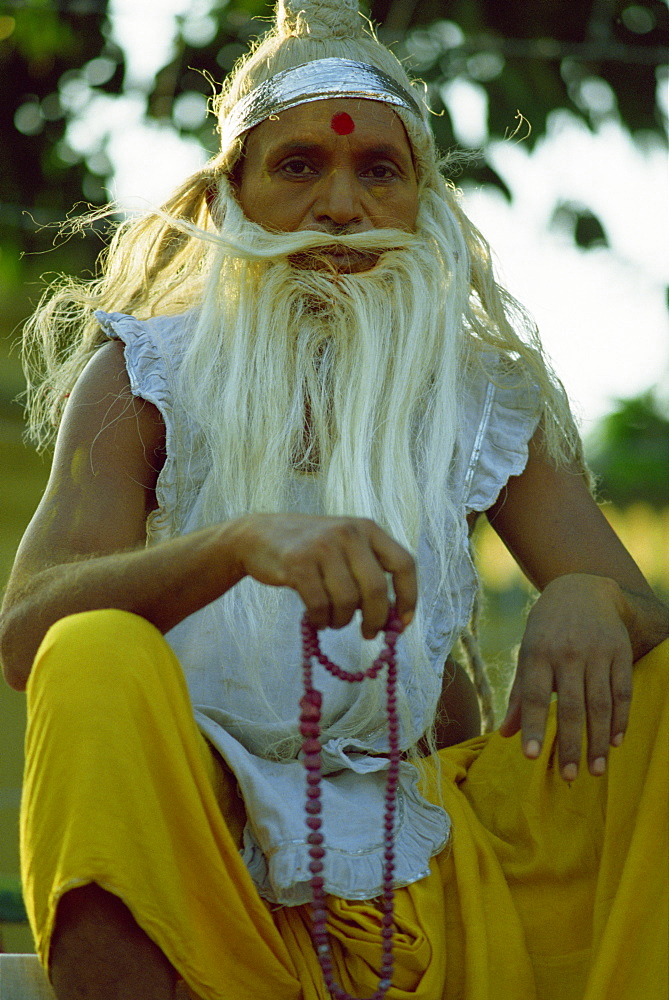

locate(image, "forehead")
[[243, 97, 414, 160]]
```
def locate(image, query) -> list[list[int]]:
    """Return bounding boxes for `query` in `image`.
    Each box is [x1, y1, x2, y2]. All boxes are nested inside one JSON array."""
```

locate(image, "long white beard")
[[181, 189, 468, 530], [174, 187, 473, 750]]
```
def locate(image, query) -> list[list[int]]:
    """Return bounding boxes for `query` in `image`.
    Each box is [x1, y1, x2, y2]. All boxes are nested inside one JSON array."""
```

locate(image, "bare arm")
[[0, 340, 243, 688], [0, 341, 416, 691], [487, 427, 669, 779]]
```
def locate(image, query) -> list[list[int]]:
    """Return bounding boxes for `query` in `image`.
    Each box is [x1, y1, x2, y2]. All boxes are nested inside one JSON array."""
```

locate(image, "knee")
[[41, 608, 161, 657], [29, 610, 169, 707]]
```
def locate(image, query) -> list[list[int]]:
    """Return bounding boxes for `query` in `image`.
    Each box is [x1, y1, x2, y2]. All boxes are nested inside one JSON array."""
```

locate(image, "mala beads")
[[299, 609, 402, 1000]]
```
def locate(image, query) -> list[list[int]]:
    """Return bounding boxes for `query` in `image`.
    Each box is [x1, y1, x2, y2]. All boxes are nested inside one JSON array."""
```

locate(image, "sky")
[[98, 0, 669, 437]]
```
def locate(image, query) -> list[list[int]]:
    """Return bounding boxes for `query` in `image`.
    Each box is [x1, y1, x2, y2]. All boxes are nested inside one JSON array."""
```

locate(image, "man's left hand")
[[498, 573, 633, 781]]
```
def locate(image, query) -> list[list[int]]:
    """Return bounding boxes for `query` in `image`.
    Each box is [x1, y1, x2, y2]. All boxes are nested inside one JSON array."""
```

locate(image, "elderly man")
[[1, 1, 667, 998]]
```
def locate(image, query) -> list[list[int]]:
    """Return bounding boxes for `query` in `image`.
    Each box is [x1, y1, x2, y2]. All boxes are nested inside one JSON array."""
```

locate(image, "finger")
[[366, 522, 417, 628], [555, 673, 586, 781], [320, 551, 362, 630], [518, 653, 554, 760], [290, 562, 332, 631], [584, 660, 613, 776], [609, 646, 633, 747], [499, 675, 522, 738], [359, 573, 391, 640], [341, 529, 391, 639]]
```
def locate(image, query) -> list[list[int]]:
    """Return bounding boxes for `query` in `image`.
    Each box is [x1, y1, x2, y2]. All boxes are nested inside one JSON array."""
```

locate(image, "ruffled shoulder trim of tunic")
[[458, 352, 543, 514]]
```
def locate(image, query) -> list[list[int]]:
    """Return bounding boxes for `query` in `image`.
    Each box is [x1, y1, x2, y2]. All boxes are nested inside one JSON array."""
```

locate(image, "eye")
[[281, 159, 317, 177], [363, 164, 398, 180]]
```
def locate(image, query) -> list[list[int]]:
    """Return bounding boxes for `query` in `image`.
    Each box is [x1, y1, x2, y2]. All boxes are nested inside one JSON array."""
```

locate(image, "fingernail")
[[612, 732, 624, 747], [562, 763, 578, 782], [525, 739, 541, 758], [592, 757, 606, 776]]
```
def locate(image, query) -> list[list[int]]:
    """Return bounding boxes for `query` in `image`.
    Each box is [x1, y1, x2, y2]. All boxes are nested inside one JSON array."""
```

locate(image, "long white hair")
[[166, 180, 473, 751]]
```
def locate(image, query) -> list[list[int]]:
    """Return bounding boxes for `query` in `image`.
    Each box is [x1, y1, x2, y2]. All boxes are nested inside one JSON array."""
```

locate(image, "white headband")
[[220, 57, 428, 148]]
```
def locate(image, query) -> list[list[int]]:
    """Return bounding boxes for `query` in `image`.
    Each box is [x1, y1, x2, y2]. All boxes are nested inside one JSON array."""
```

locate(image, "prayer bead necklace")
[[300, 610, 402, 1000]]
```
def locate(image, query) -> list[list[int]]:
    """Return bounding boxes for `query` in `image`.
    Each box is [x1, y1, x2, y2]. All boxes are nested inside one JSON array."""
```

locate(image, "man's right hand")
[[228, 513, 417, 639]]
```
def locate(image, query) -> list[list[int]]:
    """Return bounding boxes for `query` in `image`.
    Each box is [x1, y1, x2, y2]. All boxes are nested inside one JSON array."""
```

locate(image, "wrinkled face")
[[235, 97, 419, 272]]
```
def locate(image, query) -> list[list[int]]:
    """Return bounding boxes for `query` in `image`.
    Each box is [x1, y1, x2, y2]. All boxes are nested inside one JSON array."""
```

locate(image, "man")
[[1, 1, 667, 998]]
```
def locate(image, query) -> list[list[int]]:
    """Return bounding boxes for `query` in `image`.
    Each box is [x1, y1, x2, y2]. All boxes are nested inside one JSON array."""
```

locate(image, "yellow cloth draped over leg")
[[20, 610, 668, 1000]]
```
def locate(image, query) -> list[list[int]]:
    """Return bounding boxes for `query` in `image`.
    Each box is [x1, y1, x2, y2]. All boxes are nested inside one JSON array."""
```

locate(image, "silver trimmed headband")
[[220, 57, 427, 147]]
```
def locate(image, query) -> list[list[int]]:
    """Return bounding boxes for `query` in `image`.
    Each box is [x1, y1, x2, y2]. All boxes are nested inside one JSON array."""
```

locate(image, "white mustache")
[[218, 216, 421, 263], [153, 177, 423, 264]]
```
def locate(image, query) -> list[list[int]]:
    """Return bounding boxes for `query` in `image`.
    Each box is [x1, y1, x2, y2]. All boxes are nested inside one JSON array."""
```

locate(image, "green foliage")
[[10, 6, 76, 62], [0, 874, 26, 923], [587, 391, 669, 507], [374, 0, 668, 149], [0, 0, 123, 310], [551, 202, 609, 248], [1, 2, 121, 207]]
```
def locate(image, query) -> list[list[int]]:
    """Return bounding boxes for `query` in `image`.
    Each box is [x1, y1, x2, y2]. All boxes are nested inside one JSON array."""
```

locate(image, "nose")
[[312, 168, 366, 231]]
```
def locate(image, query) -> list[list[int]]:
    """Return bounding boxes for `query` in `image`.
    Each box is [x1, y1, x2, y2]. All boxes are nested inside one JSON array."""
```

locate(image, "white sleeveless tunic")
[[97, 309, 542, 906]]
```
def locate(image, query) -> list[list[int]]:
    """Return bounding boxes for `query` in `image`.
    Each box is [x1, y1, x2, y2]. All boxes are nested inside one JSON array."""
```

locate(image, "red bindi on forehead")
[[331, 112, 355, 135]]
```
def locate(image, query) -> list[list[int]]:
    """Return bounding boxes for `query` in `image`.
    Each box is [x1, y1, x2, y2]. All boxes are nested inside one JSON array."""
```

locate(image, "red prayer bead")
[[300, 703, 320, 721]]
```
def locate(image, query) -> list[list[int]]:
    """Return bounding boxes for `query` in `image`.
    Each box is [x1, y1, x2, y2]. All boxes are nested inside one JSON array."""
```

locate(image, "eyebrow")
[[266, 141, 324, 160], [265, 140, 412, 165]]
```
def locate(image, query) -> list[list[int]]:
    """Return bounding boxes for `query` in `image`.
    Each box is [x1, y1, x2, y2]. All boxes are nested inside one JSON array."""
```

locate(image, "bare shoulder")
[[50, 337, 166, 499], [6, 338, 166, 592], [64, 337, 165, 451]]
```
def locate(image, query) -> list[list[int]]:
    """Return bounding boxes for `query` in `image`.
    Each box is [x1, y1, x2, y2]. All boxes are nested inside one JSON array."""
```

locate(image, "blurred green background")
[[1, 0, 668, 952]]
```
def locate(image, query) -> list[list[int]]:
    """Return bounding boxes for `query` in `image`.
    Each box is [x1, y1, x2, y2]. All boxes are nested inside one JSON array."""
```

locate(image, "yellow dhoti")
[[20, 610, 668, 1000]]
